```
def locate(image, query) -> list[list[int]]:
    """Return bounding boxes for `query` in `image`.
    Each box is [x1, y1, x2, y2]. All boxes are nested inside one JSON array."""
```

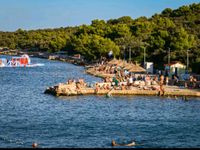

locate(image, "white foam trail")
[[0, 63, 44, 68]]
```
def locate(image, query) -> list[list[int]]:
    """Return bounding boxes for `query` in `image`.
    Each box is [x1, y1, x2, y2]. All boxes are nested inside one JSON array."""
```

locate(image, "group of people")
[[94, 63, 118, 75], [63, 60, 199, 94], [61, 78, 87, 95], [185, 75, 199, 89], [67, 78, 87, 88], [64, 72, 199, 96], [93, 60, 200, 90], [64, 73, 167, 96], [170, 74, 199, 89], [93, 72, 169, 96]]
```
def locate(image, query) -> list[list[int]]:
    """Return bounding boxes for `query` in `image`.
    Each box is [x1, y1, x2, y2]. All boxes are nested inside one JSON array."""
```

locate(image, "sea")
[[0, 55, 200, 148]]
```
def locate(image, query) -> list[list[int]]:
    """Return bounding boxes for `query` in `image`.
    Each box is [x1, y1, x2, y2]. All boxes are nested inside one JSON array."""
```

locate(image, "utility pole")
[[143, 47, 146, 68], [187, 49, 189, 72], [168, 48, 171, 75], [123, 46, 126, 60], [129, 46, 131, 62]]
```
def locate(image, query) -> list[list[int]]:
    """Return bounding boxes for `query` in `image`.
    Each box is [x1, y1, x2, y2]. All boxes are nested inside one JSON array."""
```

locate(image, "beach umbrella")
[[128, 65, 146, 73], [117, 60, 126, 67], [108, 58, 119, 65], [124, 63, 135, 70]]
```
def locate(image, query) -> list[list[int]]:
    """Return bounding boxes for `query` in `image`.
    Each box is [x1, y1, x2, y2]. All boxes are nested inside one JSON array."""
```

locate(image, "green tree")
[[71, 34, 120, 60]]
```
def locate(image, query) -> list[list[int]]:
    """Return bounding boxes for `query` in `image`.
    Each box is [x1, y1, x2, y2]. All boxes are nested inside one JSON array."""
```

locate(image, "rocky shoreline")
[[1, 50, 200, 98], [44, 59, 200, 98], [44, 83, 200, 97]]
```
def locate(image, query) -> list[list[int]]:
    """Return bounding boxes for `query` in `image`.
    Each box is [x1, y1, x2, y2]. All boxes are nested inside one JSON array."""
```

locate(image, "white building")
[[145, 62, 153, 74], [165, 61, 186, 77]]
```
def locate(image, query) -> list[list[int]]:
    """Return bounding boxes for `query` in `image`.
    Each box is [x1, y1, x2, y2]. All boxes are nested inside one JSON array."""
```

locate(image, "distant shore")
[[0, 50, 87, 66]]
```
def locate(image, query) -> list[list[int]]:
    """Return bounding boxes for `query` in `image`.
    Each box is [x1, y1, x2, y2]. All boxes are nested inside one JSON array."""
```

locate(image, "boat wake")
[[0, 54, 44, 68]]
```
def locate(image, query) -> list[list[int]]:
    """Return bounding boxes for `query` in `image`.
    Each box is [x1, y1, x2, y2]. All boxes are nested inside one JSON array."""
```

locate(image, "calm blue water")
[[0, 56, 200, 148]]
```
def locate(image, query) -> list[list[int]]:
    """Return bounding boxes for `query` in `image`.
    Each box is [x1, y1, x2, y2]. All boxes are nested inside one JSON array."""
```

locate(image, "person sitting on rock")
[[76, 82, 81, 90], [102, 84, 108, 90], [173, 75, 179, 86], [95, 83, 100, 93], [121, 83, 126, 90], [192, 77, 197, 89]]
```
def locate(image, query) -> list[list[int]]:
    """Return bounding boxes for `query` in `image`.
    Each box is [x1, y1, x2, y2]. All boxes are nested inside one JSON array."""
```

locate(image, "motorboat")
[[0, 54, 44, 67]]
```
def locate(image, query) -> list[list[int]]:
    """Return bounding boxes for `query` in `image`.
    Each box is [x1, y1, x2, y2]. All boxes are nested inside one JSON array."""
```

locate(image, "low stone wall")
[[176, 80, 200, 87], [45, 84, 200, 97]]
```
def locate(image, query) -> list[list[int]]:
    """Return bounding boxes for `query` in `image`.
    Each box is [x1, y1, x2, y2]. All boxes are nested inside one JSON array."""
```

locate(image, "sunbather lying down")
[[111, 140, 136, 147]]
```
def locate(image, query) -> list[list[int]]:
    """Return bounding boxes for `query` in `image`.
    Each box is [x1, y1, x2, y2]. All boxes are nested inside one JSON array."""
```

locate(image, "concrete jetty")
[[45, 59, 200, 98], [44, 83, 200, 97]]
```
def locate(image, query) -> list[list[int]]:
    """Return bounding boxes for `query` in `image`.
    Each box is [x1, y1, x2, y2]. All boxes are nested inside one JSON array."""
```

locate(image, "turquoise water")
[[0, 56, 200, 148]]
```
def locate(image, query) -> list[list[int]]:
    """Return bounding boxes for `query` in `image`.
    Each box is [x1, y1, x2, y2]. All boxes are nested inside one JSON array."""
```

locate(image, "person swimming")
[[111, 140, 136, 147], [32, 142, 38, 148]]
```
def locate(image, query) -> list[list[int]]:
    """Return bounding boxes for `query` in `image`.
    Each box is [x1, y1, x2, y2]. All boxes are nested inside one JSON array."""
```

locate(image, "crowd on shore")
[[59, 59, 199, 96], [89, 59, 198, 88], [63, 73, 199, 97]]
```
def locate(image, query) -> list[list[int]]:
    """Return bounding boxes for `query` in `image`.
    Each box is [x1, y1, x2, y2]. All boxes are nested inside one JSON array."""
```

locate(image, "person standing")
[[159, 75, 165, 96], [165, 76, 169, 86]]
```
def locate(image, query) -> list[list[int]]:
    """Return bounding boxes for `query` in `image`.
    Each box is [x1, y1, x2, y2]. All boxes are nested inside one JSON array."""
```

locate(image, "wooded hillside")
[[0, 3, 199, 73]]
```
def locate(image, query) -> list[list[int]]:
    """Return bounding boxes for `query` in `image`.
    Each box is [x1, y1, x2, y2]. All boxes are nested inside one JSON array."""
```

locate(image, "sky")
[[0, 0, 199, 31]]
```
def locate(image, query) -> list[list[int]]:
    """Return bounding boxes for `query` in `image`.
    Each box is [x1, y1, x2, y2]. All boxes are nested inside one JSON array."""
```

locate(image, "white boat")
[[0, 54, 44, 67]]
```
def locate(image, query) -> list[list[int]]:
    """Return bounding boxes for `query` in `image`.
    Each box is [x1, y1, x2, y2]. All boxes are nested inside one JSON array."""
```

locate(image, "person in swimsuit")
[[111, 140, 136, 147], [159, 75, 165, 96]]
